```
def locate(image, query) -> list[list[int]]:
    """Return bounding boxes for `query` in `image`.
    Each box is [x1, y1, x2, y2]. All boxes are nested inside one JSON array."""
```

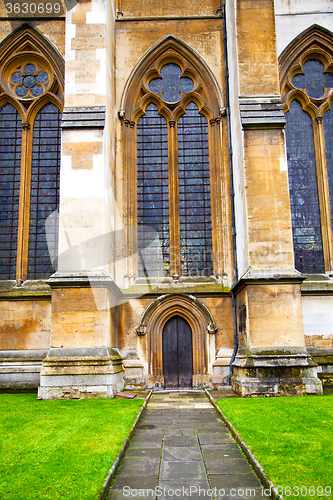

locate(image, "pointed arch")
[[120, 34, 223, 119], [280, 25, 333, 83], [0, 23, 64, 89], [135, 294, 217, 382], [279, 25, 333, 273], [119, 35, 229, 282], [0, 24, 64, 113], [0, 24, 63, 282], [280, 24, 333, 115]]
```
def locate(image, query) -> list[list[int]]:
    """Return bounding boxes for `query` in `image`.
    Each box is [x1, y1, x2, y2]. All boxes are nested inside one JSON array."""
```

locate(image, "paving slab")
[[215, 489, 263, 500], [209, 473, 262, 489], [108, 489, 156, 499], [158, 480, 210, 489], [197, 426, 231, 434], [129, 440, 163, 449], [126, 448, 161, 459], [159, 460, 207, 481], [164, 427, 197, 437], [132, 430, 164, 441], [198, 433, 234, 444], [163, 435, 198, 447], [202, 447, 244, 460], [107, 391, 263, 500], [162, 446, 202, 461], [117, 457, 160, 476], [205, 458, 253, 474], [111, 474, 159, 490]]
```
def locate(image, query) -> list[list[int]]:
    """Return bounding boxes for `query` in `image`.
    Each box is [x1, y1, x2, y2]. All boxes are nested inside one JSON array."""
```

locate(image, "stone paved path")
[[108, 391, 263, 500]]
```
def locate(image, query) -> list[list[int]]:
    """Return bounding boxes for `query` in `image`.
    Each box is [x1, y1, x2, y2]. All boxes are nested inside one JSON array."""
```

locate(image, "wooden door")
[[162, 315, 193, 388]]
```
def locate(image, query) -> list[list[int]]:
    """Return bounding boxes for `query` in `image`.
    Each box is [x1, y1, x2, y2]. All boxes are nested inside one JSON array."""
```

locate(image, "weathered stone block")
[[232, 348, 323, 396], [38, 347, 124, 399]]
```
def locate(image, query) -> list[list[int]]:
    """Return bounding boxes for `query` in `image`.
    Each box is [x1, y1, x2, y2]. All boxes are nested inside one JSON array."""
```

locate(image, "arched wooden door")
[[162, 315, 193, 388]]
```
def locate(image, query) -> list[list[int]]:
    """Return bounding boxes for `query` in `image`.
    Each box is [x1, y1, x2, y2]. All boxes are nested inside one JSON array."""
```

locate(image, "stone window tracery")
[[280, 27, 333, 274], [0, 26, 63, 282], [121, 46, 221, 279]]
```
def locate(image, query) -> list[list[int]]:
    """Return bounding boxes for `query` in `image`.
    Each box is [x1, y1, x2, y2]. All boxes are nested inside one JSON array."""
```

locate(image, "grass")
[[216, 395, 333, 499], [0, 393, 143, 500]]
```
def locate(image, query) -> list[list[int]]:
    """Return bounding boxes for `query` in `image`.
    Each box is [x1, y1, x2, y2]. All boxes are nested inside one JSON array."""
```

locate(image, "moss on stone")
[[0, 280, 51, 299], [121, 282, 231, 295]]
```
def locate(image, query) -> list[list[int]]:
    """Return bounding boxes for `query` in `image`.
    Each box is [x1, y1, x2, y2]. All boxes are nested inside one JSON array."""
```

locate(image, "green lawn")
[[216, 395, 333, 500], [0, 393, 143, 500]]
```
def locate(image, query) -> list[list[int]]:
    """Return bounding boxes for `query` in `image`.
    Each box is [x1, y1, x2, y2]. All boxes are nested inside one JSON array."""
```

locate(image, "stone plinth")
[[232, 347, 323, 396], [38, 347, 124, 399], [0, 350, 48, 389], [212, 348, 234, 387], [121, 350, 145, 390], [308, 348, 333, 386]]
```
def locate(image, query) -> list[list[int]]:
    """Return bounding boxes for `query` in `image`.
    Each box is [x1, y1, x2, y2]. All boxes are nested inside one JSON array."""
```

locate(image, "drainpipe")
[[220, 0, 239, 386]]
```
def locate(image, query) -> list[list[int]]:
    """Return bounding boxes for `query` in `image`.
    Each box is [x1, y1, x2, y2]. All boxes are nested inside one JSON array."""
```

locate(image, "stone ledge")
[[301, 277, 333, 294], [61, 106, 106, 128], [41, 362, 123, 376], [0, 349, 49, 359], [0, 280, 51, 299], [239, 96, 286, 129], [307, 347, 333, 365], [47, 347, 120, 358], [232, 268, 306, 294], [47, 272, 121, 295]]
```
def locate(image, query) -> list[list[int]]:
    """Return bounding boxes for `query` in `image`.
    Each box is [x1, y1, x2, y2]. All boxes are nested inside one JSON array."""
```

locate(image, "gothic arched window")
[[121, 39, 226, 281], [0, 26, 63, 282], [280, 27, 333, 274]]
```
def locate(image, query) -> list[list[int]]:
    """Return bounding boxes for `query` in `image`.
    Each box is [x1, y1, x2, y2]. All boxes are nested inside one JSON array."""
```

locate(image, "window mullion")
[[314, 116, 333, 271], [168, 119, 180, 276], [16, 122, 32, 283]]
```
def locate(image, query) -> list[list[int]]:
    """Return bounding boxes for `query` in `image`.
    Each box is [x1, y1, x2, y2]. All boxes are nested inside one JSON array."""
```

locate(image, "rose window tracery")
[[10, 63, 50, 98]]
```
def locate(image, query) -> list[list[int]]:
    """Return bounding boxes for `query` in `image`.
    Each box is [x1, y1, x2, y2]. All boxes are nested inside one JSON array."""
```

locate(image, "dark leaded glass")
[[178, 102, 213, 277], [137, 102, 169, 277], [285, 99, 325, 273], [292, 59, 333, 99], [323, 106, 333, 233], [0, 104, 22, 280], [149, 63, 193, 103], [28, 103, 61, 278]]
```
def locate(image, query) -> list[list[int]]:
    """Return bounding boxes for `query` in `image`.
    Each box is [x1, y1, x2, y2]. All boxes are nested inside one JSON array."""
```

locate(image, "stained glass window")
[[149, 63, 193, 103], [0, 32, 63, 283], [28, 103, 61, 279], [137, 103, 169, 277], [285, 99, 325, 273], [0, 104, 22, 280], [178, 102, 213, 276], [137, 64, 214, 278], [323, 107, 333, 232]]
